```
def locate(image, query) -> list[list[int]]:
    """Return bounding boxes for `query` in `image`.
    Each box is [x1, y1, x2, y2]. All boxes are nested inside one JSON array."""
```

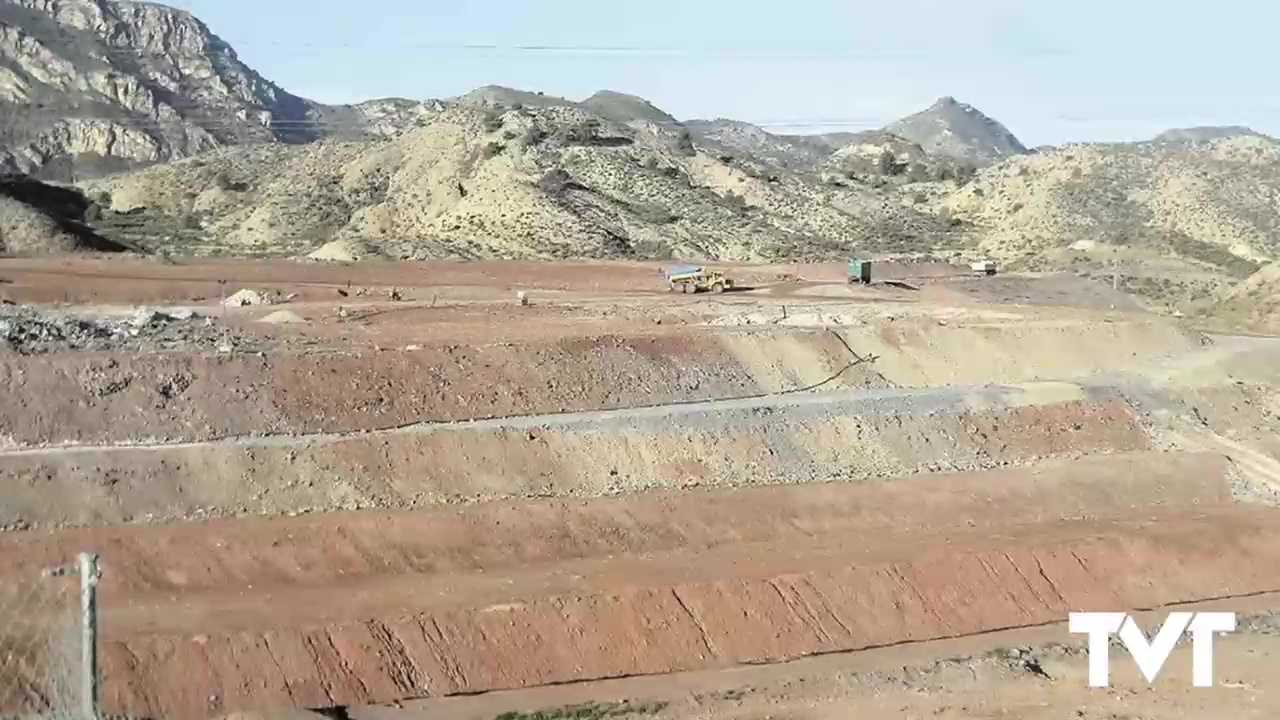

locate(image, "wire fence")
[[0, 554, 99, 720]]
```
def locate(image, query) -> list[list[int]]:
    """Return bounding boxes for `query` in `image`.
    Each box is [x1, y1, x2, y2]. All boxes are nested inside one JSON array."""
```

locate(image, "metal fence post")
[[78, 552, 100, 720]]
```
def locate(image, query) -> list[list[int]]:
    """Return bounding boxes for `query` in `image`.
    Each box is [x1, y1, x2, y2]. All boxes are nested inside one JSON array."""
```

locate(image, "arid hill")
[[82, 103, 955, 260], [945, 135, 1280, 271], [1212, 262, 1280, 330]]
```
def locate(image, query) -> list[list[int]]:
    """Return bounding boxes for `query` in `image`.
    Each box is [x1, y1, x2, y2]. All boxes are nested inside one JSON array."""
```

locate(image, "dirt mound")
[[223, 288, 284, 307], [255, 310, 307, 325]]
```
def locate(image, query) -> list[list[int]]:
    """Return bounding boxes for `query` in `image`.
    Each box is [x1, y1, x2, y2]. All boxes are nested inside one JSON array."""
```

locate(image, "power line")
[[77, 42, 1074, 60]]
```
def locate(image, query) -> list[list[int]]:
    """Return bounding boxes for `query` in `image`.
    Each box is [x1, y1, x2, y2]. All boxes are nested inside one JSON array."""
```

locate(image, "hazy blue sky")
[[174, 0, 1278, 147]]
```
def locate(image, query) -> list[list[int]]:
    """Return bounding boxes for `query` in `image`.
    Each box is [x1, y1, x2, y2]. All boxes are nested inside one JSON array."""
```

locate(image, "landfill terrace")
[[2, 256, 1280, 720]]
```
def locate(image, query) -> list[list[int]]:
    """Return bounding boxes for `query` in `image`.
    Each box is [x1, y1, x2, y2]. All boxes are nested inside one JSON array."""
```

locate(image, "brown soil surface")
[[379, 597, 1280, 720], [0, 393, 1150, 527], [2, 257, 1279, 720], [1, 450, 1271, 719], [0, 316, 1199, 448], [89, 507, 1280, 718]]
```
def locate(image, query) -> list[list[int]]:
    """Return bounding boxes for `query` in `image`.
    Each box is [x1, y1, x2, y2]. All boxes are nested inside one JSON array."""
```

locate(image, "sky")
[[172, 0, 1280, 147]]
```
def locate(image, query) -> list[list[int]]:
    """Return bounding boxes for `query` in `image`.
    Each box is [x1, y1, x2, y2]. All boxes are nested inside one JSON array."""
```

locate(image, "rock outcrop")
[[0, 0, 376, 178], [884, 96, 1028, 168]]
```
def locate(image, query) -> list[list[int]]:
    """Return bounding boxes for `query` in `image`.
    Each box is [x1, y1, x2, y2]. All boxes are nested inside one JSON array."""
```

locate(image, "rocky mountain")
[[684, 98, 1030, 175], [0, 0, 399, 179], [818, 130, 978, 186], [779, 131, 862, 153], [885, 97, 1028, 168], [455, 85, 577, 112], [80, 102, 955, 260]]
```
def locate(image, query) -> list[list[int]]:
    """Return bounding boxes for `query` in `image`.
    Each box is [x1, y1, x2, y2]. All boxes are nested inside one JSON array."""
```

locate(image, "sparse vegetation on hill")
[[946, 136, 1280, 274], [3, 0, 1280, 323], [1211, 262, 1280, 330], [81, 103, 956, 261]]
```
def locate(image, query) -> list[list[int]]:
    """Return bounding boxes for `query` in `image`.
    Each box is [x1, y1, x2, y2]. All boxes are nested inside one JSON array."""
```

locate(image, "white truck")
[[970, 260, 997, 276]]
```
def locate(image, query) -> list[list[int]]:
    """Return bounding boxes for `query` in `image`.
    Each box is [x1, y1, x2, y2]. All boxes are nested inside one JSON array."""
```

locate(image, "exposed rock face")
[[0, 0, 362, 178], [885, 96, 1028, 167]]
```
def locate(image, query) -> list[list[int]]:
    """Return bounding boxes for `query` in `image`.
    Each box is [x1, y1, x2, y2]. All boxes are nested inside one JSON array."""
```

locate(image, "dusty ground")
[[1, 256, 1279, 720], [385, 598, 1280, 720]]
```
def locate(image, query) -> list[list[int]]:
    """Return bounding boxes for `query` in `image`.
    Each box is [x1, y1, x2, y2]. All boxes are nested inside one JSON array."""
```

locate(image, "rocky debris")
[[223, 289, 284, 307], [0, 304, 255, 355]]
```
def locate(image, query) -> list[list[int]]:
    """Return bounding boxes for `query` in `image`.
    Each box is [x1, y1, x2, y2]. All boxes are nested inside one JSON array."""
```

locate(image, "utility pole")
[[79, 552, 100, 720]]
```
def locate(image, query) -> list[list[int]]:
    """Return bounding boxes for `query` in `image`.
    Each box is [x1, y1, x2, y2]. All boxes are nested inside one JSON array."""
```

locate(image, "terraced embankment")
[[3, 451, 1277, 719], [4, 289, 1279, 720], [0, 385, 1147, 527], [0, 317, 1199, 447]]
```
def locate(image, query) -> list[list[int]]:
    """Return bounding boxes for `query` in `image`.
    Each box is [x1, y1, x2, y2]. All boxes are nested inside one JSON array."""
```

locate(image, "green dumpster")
[[846, 259, 872, 284]]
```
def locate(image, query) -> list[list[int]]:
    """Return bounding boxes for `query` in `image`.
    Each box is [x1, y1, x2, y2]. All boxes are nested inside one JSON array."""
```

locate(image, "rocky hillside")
[[945, 135, 1280, 280], [1212, 262, 1280, 330], [0, 0, 393, 179], [81, 102, 957, 260], [683, 97, 1027, 175]]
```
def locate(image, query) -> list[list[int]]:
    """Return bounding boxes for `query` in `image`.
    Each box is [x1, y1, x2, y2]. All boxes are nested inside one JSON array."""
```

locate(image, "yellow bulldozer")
[[666, 265, 734, 294]]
